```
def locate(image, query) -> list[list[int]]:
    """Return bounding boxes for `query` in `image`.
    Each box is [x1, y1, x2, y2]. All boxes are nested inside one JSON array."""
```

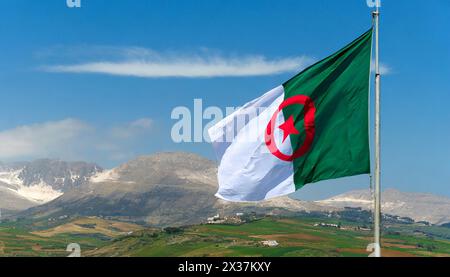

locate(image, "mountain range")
[[0, 160, 101, 210], [316, 189, 450, 225], [1, 152, 449, 226]]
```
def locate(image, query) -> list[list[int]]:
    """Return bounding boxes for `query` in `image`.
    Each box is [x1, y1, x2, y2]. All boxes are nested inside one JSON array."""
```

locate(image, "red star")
[[278, 115, 300, 143]]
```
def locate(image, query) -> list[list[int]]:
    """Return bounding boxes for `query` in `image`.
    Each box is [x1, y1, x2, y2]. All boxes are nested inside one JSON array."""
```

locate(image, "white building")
[[207, 214, 221, 223], [261, 240, 279, 247]]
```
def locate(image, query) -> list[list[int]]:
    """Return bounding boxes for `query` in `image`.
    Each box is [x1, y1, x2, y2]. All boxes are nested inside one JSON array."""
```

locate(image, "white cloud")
[[0, 118, 154, 162], [0, 119, 90, 160], [129, 118, 153, 129], [40, 46, 391, 78], [42, 48, 314, 78], [110, 118, 153, 139]]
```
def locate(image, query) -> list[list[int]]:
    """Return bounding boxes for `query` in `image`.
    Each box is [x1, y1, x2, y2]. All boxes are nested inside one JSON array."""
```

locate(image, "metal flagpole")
[[367, 3, 382, 258], [373, 4, 382, 258]]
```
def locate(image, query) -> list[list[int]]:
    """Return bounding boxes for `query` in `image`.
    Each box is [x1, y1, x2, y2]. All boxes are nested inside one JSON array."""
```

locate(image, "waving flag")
[[208, 29, 373, 202]]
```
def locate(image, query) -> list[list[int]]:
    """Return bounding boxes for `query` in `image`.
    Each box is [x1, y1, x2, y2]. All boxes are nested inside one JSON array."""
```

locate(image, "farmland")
[[1, 216, 449, 257]]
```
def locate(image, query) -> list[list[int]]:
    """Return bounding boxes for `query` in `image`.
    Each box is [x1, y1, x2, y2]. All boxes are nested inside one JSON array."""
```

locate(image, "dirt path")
[[251, 233, 325, 242]]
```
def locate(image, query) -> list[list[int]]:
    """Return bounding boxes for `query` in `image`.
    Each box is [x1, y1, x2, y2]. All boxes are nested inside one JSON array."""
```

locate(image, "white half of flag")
[[208, 85, 295, 202]]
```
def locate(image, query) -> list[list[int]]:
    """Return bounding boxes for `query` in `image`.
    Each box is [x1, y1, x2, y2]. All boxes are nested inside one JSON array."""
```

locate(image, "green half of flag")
[[282, 28, 373, 190]]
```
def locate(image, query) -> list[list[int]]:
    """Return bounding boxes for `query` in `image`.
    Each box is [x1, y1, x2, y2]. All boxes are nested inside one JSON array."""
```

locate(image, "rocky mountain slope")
[[316, 189, 450, 225], [0, 160, 101, 210], [19, 153, 327, 226]]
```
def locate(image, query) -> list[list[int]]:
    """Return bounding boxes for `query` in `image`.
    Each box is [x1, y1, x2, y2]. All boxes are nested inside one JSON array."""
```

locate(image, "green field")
[[0, 217, 141, 257], [1, 216, 449, 257]]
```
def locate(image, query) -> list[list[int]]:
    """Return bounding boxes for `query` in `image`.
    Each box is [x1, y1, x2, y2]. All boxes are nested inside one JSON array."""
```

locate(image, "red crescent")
[[265, 95, 316, 162]]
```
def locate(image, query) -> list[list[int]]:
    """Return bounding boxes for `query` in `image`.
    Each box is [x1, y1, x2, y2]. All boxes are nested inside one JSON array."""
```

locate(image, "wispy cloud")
[[371, 60, 392, 75], [41, 47, 315, 78], [0, 118, 154, 163], [109, 118, 153, 139]]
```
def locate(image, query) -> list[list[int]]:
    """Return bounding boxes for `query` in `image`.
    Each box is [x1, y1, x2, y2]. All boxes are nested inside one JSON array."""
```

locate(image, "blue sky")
[[0, 0, 449, 199]]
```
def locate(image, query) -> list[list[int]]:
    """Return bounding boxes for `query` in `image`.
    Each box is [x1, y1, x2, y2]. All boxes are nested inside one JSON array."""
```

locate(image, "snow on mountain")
[[90, 169, 120, 183], [0, 160, 102, 210], [15, 181, 63, 203], [0, 169, 23, 188]]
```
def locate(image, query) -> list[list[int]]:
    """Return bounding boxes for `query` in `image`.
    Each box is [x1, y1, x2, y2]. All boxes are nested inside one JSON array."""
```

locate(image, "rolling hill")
[[1, 215, 449, 257]]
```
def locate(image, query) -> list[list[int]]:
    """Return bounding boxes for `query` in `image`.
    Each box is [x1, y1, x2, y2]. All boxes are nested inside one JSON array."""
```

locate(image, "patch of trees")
[[164, 226, 184, 234]]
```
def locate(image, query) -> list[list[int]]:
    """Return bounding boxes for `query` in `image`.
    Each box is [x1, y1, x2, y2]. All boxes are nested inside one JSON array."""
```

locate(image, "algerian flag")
[[208, 29, 373, 202]]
